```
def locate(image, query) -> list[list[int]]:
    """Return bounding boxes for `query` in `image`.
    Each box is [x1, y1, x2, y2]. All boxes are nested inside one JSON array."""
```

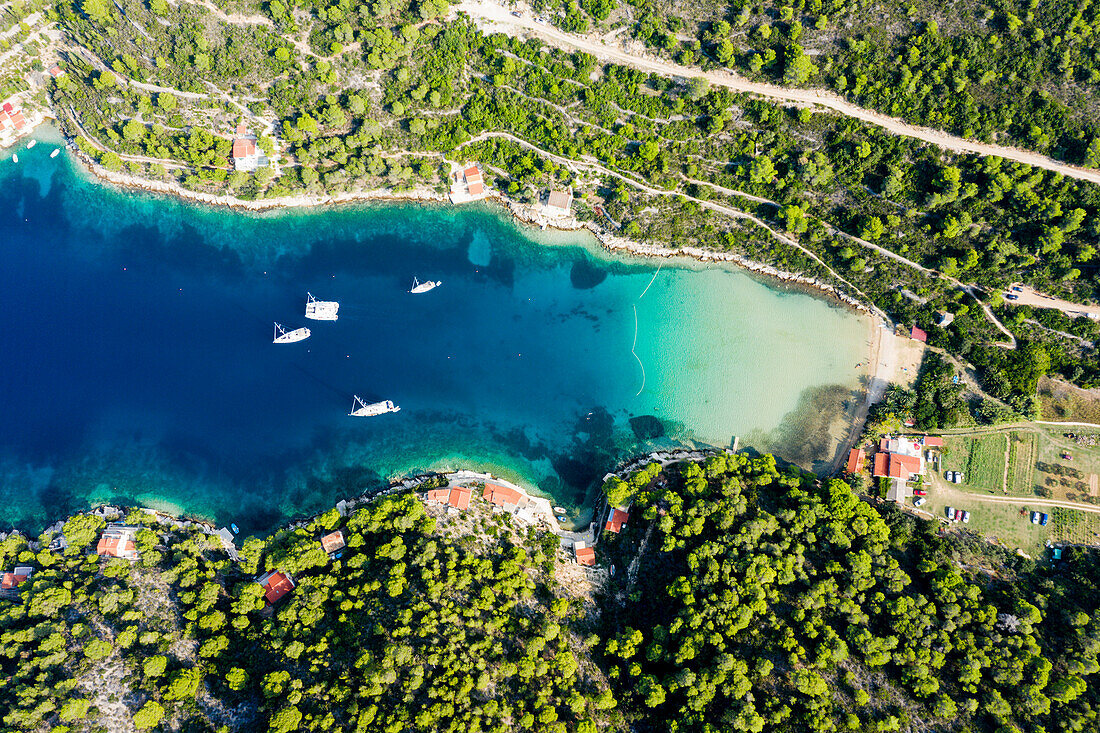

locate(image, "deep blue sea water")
[[0, 136, 870, 533]]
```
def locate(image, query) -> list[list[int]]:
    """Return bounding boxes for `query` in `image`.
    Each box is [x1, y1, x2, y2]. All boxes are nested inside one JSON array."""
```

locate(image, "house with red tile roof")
[[96, 525, 140, 560], [910, 326, 928, 343], [483, 482, 527, 511], [256, 570, 295, 605], [231, 122, 267, 171], [447, 486, 472, 510], [873, 453, 921, 480], [604, 505, 629, 534], [921, 436, 944, 447], [426, 485, 474, 511], [544, 188, 572, 216], [1, 566, 33, 593], [846, 448, 865, 475], [321, 530, 345, 554], [573, 541, 595, 566], [48, 64, 64, 78], [463, 165, 483, 196]]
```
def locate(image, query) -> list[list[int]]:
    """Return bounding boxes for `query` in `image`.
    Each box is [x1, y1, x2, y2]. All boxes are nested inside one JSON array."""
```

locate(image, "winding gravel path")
[[457, 0, 1100, 186]]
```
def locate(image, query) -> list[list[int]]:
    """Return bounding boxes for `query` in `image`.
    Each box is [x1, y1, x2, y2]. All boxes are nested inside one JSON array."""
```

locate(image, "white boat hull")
[[26, 139, 35, 149], [50, 149, 60, 158], [349, 397, 400, 417], [305, 292, 339, 320], [274, 326, 310, 343], [411, 279, 441, 294]]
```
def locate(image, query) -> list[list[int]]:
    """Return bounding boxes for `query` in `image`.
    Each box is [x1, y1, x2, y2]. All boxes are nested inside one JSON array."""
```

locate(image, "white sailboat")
[[410, 277, 441, 294], [349, 395, 401, 417], [305, 292, 339, 321], [50, 148, 60, 158], [273, 322, 310, 343]]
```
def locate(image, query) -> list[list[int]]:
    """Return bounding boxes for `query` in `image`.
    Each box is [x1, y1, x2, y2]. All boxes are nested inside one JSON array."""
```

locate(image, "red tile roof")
[[426, 487, 450, 503], [448, 486, 472, 510], [575, 546, 595, 566], [873, 453, 921, 479], [873, 452, 888, 477], [1, 570, 31, 589], [604, 507, 629, 534], [846, 448, 865, 475], [259, 571, 295, 604], [49, 64, 63, 77], [320, 530, 345, 553], [483, 482, 524, 508], [10, 111, 25, 130], [236, 121, 247, 136], [464, 165, 483, 195], [232, 138, 256, 159], [910, 326, 928, 342], [2, 103, 12, 113], [96, 535, 136, 559], [922, 436, 944, 447], [879, 438, 890, 452]]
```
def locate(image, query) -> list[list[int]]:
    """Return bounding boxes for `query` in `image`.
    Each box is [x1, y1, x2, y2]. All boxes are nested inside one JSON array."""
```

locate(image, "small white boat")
[[305, 292, 339, 321], [273, 322, 310, 343], [50, 148, 59, 158], [553, 506, 566, 514], [26, 139, 36, 149], [349, 395, 400, 417], [410, 277, 441, 294], [11, 153, 17, 163]]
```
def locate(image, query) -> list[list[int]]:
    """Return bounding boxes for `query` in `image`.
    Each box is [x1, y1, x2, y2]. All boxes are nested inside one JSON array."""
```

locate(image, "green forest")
[[3, 456, 1100, 731]]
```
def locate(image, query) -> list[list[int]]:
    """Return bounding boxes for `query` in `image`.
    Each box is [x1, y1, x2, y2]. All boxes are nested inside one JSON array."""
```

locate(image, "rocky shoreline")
[[65, 146, 875, 315]]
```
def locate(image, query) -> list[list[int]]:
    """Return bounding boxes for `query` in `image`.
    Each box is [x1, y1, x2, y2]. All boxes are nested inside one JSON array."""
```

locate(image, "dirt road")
[[1005, 283, 1100, 319], [456, 0, 1100, 187]]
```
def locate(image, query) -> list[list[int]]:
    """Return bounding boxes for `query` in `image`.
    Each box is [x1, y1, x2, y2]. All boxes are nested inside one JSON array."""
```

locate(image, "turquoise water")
[[0, 137, 870, 533]]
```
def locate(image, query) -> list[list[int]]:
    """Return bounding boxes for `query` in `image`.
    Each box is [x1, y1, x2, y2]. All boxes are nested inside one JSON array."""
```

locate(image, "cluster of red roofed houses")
[[847, 435, 943, 503], [421, 470, 632, 570], [0, 99, 29, 146]]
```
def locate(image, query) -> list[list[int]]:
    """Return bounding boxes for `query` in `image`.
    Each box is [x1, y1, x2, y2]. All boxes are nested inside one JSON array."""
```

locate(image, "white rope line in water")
[[631, 304, 645, 397], [638, 260, 662, 300]]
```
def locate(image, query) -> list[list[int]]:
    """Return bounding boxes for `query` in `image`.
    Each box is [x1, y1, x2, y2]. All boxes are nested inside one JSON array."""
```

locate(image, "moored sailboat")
[[410, 277, 441, 294], [305, 292, 339, 320], [349, 395, 401, 417], [273, 322, 310, 343]]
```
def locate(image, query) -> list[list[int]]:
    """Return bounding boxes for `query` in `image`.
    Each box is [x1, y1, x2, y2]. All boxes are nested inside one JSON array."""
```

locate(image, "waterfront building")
[[846, 448, 865, 475], [463, 165, 484, 196], [231, 122, 268, 172], [544, 188, 573, 217], [96, 525, 140, 560], [604, 505, 629, 534], [573, 541, 595, 566]]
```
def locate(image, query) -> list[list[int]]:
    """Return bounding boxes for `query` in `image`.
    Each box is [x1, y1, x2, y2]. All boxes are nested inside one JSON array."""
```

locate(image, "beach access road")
[[455, 0, 1100, 187]]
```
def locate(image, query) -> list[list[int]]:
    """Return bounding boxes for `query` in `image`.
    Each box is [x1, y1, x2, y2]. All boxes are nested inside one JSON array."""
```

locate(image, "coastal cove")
[[1, 141, 873, 534]]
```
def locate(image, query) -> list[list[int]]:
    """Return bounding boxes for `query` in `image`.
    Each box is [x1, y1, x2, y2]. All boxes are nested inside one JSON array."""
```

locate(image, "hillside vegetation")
[[3, 456, 1100, 731]]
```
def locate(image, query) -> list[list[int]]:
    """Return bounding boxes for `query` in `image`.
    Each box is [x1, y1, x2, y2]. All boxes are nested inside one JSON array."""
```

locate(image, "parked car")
[[914, 497, 926, 507], [1006, 293, 1019, 300], [946, 470, 955, 482], [1040, 513, 1049, 526], [962, 511, 971, 523], [946, 506, 956, 520], [1031, 511, 1041, 524], [1012, 285, 1023, 292], [956, 472, 965, 483], [914, 489, 927, 496]]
